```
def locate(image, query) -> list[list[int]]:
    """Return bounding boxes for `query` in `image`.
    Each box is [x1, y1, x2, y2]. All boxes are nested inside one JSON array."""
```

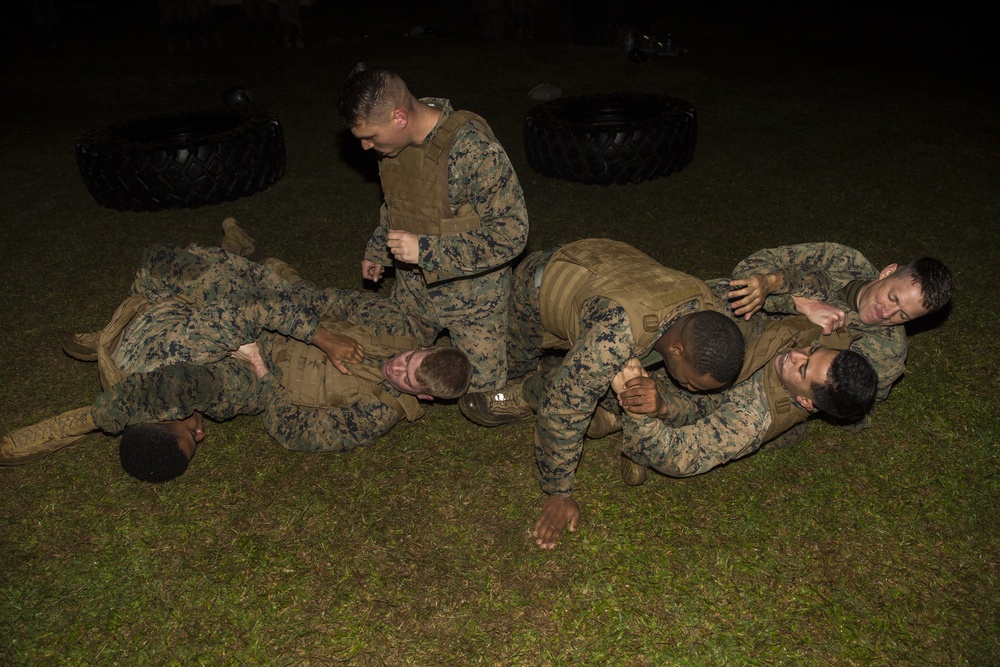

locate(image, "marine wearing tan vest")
[[735, 316, 859, 442], [538, 239, 718, 353], [379, 110, 493, 284], [95, 299, 424, 421], [269, 318, 424, 421]]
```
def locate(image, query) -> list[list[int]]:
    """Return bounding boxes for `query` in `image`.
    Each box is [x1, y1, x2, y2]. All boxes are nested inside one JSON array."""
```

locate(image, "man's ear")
[[794, 394, 816, 412], [879, 263, 900, 279], [392, 108, 409, 129], [666, 340, 684, 357]]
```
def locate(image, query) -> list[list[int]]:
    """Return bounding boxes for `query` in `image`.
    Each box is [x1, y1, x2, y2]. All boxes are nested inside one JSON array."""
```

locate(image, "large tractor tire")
[[524, 93, 696, 185], [76, 109, 285, 212]]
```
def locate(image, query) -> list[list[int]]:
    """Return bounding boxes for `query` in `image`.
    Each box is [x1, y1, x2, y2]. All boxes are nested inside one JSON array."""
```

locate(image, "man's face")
[[856, 266, 928, 326], [382, 349, 433, 397], [664, 350, 724, 393], [351, 115, 408, 158], [165, 412, 205, 461], [774, 344, 838, 402]]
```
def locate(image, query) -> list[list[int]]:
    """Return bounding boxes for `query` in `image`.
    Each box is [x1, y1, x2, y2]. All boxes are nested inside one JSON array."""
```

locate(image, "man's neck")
[[838, 279, 869, 313], [411, 101, 444, 145]]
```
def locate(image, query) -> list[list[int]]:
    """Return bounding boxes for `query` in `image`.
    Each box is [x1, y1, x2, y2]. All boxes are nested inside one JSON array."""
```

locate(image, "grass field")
[[1, 2, 997, 665]]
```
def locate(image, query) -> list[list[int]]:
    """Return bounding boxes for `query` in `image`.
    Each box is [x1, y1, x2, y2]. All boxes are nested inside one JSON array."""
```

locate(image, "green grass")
[[1, 3, 998, 665]]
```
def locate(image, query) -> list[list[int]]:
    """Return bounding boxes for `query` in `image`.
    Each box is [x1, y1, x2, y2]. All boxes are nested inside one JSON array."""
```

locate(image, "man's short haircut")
[[687, 310, 745, 385], [119, 423, 188, 483], [414, 347, 473, 399], [336, 62, 408, 128], [810, 349, 878, 421], [899, 257, 954, 314]]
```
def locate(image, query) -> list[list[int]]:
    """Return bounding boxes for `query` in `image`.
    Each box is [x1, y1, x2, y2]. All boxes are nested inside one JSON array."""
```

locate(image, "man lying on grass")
[[718, 242, 953, 444], [611, 241, 952, 483], [613, 315, 878, 485], [0, 222, 471, 482]]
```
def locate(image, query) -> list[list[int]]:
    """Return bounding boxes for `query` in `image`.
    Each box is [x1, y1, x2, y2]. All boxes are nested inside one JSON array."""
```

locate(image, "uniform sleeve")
[[621, 378, 772, 477], [847, 319, 907, 403], [534, 297, 634, 496], [91, 360, 262, 433], [256, 374, 400, 452], [732, 243, 876, 314], [417, 126, 529, 281], [364, 202, 394, 267]]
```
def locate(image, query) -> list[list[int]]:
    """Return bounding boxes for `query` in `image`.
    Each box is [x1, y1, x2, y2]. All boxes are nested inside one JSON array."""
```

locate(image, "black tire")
[[524, 93, 697, 185], [76, 109, 286, 212]]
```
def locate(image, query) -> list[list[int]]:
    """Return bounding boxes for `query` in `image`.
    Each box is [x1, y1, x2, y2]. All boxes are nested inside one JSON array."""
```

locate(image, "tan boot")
[[62, 331, 101, 362], [220, 217, 257, 257], [587, 406, 622, 439], [0, 408, 98, 465], [261, 257, 316, 290], [459, 378, 534, 427], [620, 453, 648, 486]]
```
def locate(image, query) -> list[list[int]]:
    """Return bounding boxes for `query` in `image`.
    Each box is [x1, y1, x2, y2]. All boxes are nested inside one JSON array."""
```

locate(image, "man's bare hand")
[[611, 357, 643, 394], [617, 376, 664, 417], [361, 259, 385, 283], [729, 272, 783, 319], [386, 230, 420, 264], [310, 328, 364, 375], [791, 295, 847, 334], [231, 342, 269, 379], [611, 358, 659, 416], [532, 495, 580, 550]]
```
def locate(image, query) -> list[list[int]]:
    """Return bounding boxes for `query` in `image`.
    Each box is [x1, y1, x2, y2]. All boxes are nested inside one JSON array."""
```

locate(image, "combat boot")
[[0, 408, 97, 465], [586, 407, 622, 439], [459, 378, 534, 426], [261, 257, 316, 290], [62, 331, 101, 361], [221, 217, 257, 258], [620, 453, 648, 486]]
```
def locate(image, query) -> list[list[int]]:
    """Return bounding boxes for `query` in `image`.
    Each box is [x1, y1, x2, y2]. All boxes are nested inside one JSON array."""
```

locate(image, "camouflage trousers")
[[131, 243, 299, 304], [325, 266, 511, 393]]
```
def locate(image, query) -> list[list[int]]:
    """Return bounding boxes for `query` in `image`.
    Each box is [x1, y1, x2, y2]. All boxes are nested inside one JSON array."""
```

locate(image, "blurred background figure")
[[277, 0, 304, 48], [242, 0, 276, 46]]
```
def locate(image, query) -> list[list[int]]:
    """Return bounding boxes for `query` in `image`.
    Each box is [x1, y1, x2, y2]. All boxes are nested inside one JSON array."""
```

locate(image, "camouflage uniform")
[[620, 365, 792, 476], [619, 315, 849, 475], [90, 243, 415, 452], [725, 243, 906, 438], [349, 98, 528, 393], [508, 248, 705, 497], [728, 242, 905, 402], [113, 243, 333, 374]]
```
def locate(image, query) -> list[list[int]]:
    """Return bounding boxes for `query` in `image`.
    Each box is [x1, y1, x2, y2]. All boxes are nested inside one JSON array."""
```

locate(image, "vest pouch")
[[438, 202, 481, 236]]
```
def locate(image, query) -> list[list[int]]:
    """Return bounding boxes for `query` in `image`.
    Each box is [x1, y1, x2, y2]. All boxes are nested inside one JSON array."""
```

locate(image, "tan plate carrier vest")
[[95, 299, 424, 421], [269, 318, 424, 421], [538, 239, 717, 353], [379, 110, 494, 285], [736, 317, 859, 442]]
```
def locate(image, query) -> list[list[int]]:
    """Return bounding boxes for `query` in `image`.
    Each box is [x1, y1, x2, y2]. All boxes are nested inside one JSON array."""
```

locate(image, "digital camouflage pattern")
[[729, 242, 906, 403], [357, 98, 528, 393], [506, 249, 703, 497], [113, 243, 332, 374], [619, 364, 786, 477], [91, 243, 409, 452]]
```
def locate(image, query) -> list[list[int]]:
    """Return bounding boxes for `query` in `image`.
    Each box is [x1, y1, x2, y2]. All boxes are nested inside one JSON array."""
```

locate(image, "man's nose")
[[361, 140, 374, 151]]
